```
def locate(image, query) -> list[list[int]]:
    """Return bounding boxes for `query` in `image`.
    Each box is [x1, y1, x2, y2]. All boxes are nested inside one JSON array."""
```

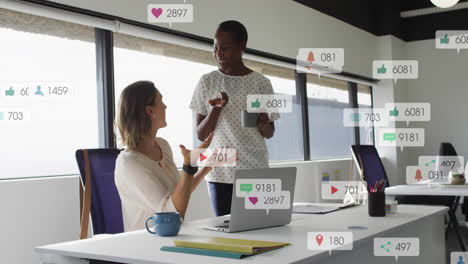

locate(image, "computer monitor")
[[351, 145, 390, 189]]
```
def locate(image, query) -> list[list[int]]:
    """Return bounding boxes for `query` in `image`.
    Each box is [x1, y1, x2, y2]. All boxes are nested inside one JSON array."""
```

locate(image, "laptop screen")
[[352, 145, 389, 189]]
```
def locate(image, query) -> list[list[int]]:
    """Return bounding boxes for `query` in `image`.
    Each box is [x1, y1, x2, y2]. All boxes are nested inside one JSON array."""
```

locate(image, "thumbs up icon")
[[377, 64, 387, 74], [5, 86, 15, 96], [251, 98, 260, 108], [440, 34, 449, 44], [389, 107, 399, 117]]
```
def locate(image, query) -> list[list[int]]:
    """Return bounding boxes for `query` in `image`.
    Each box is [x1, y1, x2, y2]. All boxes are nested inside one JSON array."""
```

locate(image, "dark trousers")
[[208, 182, 233, 216]]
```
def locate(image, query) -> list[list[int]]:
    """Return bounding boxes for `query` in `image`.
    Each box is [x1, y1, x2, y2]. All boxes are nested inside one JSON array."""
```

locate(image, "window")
[[263, 74, 304, 162], [358, 84, 374, 145], [242, 60, 304, 162], [0, 9, 99, 179], [113, 33, 217, 167], [306, 75, 355, 159]]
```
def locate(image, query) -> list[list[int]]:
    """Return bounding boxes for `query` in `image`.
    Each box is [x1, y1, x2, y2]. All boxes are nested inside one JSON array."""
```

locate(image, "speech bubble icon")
[[244, 191, 290, 215], [240, 184, 253, 193], [383, 133, 396, 142], [235, 179, 282, 197]]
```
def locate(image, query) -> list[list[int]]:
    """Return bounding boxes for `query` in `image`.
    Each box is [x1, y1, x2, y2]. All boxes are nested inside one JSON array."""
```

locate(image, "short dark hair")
[[217, 20, 248, 43]]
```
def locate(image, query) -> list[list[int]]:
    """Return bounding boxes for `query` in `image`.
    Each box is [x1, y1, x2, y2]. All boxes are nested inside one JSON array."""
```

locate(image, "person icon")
[[458, 255, 465, 264], [34, 85, 44, 96]]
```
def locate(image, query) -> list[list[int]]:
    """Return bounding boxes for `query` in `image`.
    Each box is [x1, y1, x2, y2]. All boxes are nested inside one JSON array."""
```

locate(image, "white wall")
[[404, 39, 468, 165], [0, 176, 79, 264]]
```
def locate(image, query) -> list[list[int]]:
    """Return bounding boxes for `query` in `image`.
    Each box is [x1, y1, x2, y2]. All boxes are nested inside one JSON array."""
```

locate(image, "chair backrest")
[[439, 142, 458, 156], [75, 149, 123, 236]]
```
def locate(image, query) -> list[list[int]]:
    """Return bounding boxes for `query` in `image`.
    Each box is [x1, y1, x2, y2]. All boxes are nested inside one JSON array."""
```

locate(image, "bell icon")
[[306, 51, 315, 70], [415, 169, 423, 181]]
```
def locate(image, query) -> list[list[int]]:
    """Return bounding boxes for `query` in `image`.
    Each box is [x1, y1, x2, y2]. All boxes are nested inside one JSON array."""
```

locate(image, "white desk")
[[37, 205, 447, 264], [386, 184, 468, 251], [386, 184, 468, 197]]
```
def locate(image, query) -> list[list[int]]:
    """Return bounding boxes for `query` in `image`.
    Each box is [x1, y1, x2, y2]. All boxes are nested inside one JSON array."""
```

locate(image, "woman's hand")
[[179, 132, 214, 166], [208, 92, 229, 108], [257, 113, 274, 139]]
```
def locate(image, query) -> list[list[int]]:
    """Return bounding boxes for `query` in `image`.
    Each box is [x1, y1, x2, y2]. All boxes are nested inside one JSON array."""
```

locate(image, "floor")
[[446, 221, 468, 263]]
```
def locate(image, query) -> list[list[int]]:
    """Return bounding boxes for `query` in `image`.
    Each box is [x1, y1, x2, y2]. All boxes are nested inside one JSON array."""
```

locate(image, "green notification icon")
[[389, 107, 399, 117], [383, 133, 396, 142], [251, 99, 260, 109], [377, 64, 387, 74], [240, 184, 253, 193], [440, 34, 449, 44]]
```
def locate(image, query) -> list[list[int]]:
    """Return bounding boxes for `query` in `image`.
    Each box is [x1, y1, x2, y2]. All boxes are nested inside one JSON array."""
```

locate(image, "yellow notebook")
[[174, 237, 289, 255]]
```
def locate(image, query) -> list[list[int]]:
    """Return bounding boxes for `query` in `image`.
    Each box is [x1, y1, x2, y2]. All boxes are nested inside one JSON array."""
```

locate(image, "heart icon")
[[248, 197, 258, 205], [151, 8, 163, 19]]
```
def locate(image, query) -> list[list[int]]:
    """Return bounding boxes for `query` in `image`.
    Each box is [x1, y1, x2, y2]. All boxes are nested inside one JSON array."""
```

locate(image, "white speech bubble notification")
[[244, 190, 290, 214], [190, 148, 237, 167], [147, 4, 193, 24], [297, 48, 344, 76], [436, 30, 468, 54], [246, 94, 293, 113], [418, 156, 465, 173], [378, 128, 425, 151], [451, 252, 468, 264], [373, 60, 419, 83], [0, 82, 74, 102], [0, 108, 31, 125], [307, 232, 353, 255], [235, 179, 282, 197], [385, 103, 430, 126], [321, 181, 367, 200], [374, 237, 419, 261], [343, 108, 389, 127]]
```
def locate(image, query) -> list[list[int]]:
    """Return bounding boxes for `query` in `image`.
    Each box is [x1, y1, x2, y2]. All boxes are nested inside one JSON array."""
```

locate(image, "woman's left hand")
[[179, 132, 214, 166]]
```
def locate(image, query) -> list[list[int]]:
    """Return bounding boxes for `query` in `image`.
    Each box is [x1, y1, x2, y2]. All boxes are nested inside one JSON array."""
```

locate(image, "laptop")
[[203, 167, 297, 233]]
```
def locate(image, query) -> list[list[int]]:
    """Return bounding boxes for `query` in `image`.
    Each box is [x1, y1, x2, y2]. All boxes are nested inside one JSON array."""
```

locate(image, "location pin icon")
[[315, 234, 323, 246]]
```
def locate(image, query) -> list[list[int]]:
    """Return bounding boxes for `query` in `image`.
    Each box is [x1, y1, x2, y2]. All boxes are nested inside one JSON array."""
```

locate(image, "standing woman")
[[190, 21, 279, 216], [115, 81, 212, 232]]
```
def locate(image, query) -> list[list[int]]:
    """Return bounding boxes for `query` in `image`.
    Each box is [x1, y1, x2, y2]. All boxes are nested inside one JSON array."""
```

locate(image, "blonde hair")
[[116, 81, 158, 149]]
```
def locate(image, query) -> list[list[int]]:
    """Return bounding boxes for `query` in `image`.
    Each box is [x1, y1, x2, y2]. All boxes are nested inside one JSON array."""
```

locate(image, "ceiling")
[[294, 0, 468, 41]]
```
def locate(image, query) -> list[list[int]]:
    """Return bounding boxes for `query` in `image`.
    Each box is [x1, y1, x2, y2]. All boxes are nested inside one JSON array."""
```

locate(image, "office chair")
[[75, 149, 123, 239]]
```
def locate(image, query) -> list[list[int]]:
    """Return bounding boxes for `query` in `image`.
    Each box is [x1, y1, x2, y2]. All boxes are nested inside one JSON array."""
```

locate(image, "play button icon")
[[331, 185, 339, 195], [199, 153, 207, 162]]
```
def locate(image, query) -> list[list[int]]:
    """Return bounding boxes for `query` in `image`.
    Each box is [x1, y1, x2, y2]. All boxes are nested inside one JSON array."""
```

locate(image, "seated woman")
[[114, 80, 212, 232]]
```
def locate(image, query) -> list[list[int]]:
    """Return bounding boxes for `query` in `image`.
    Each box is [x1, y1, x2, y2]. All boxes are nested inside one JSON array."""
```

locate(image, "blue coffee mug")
[[145, 212, 181, 237]]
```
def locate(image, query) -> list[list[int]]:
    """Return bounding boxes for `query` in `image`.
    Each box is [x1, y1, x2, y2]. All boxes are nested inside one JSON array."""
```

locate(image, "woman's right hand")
[[179, 132, 214, 166], [208, 92, 229, 108]]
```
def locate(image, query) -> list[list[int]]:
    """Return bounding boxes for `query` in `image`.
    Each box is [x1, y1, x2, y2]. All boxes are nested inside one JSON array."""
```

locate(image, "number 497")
[[395, 242, 411, 251]]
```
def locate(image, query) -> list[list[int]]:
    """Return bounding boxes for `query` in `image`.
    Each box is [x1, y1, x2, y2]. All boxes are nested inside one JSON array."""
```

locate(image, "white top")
[[189, 70, 279, 184], [386, 184, 468, 196], [36, 205, 447, 264], [115, 137, 179, 232]]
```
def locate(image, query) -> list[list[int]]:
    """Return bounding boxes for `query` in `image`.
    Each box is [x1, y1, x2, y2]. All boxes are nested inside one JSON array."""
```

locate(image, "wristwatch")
[[182, 164, 198, 175]]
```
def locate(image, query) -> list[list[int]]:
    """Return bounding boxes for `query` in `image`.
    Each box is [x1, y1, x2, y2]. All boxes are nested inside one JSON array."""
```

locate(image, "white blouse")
[[115, 137, 180, 232], [189, 70, 279, 184]]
